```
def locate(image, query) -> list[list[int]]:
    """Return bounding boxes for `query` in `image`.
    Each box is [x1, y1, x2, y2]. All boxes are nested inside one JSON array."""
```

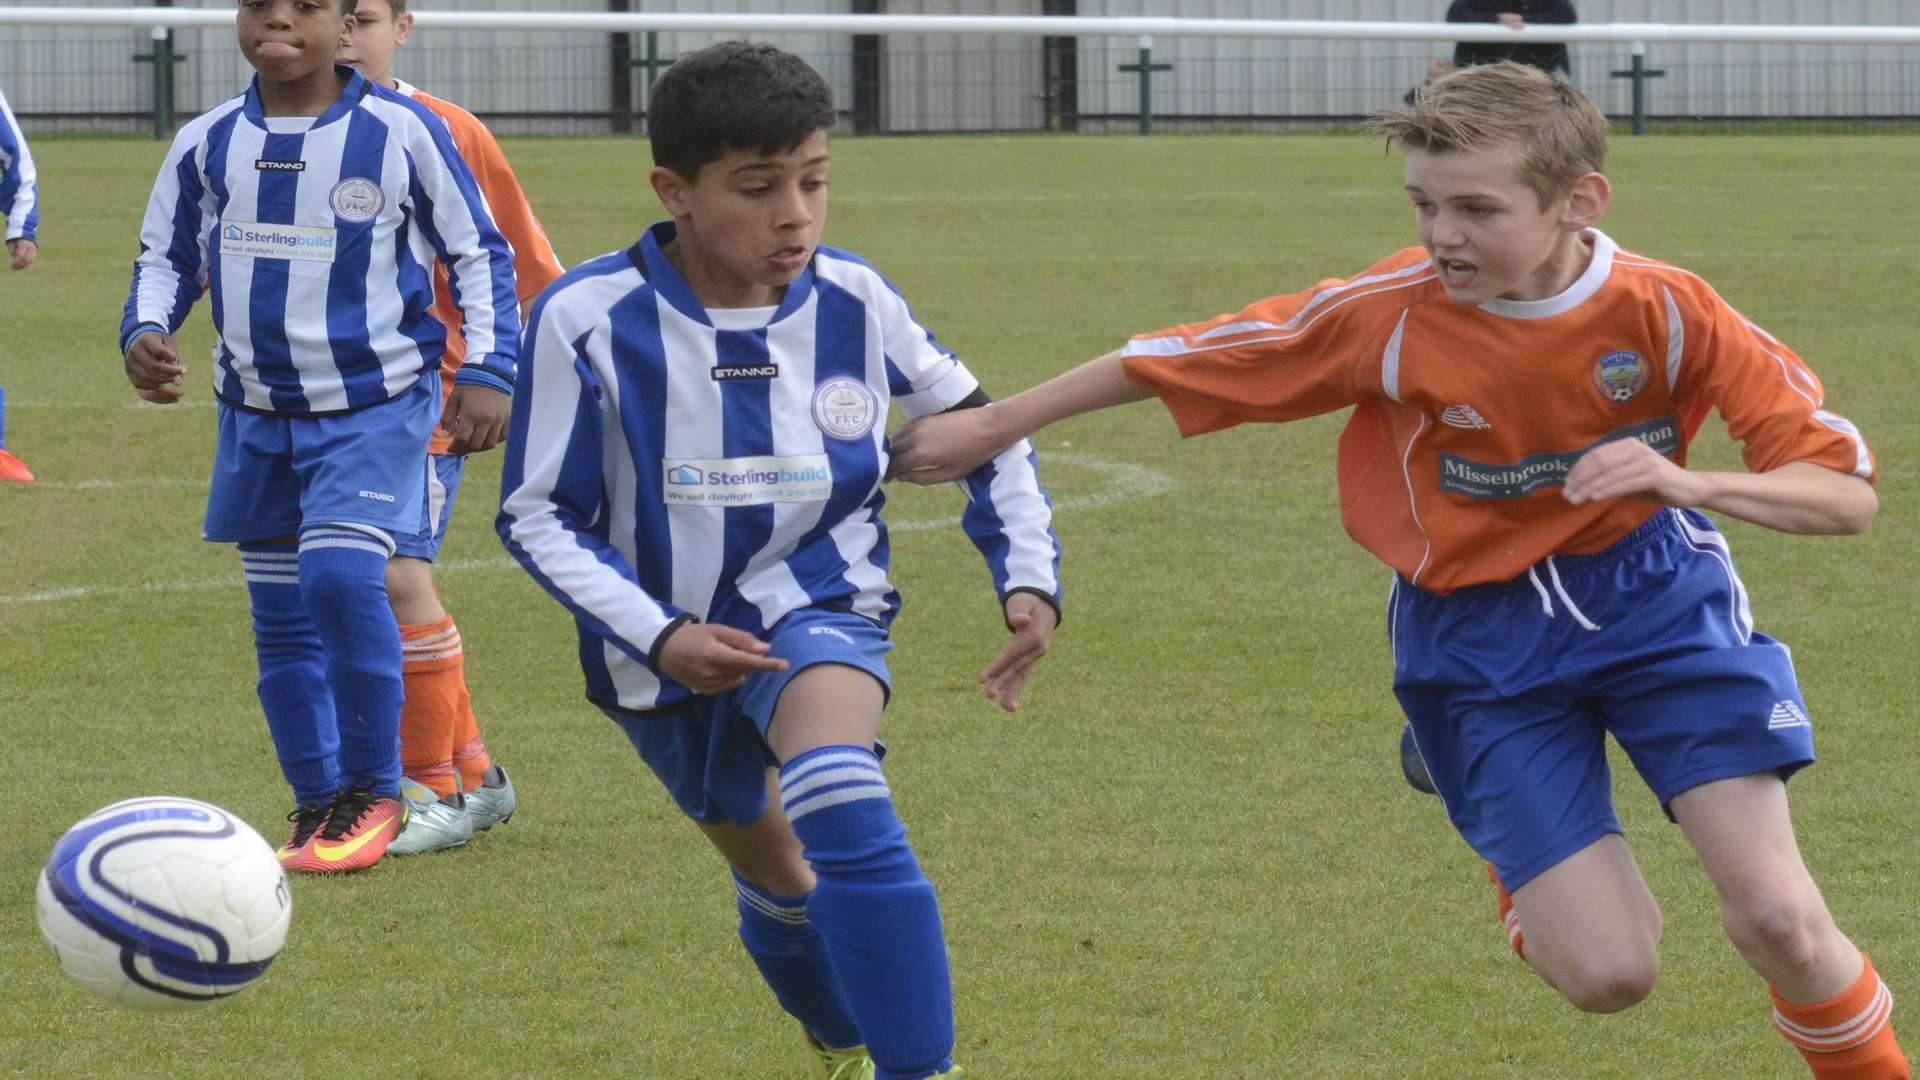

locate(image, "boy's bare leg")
[[1672, 774, 1856, 999], [1507, 834, 1663, 1012], [1673, 773, 1907, 1078]]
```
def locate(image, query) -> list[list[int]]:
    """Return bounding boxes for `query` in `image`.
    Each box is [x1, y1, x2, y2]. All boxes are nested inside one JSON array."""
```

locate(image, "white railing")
[[2, 8, 1918, 46]]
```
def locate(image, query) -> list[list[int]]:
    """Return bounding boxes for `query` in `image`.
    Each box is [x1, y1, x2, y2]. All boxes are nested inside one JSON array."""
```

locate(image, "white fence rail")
[[4, 8, 1919, 44], [2, 5, 1915, 133]]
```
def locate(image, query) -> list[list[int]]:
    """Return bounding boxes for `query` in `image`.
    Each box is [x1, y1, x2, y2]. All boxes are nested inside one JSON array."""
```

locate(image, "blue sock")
[[780, 746, 954, 1080], [297, 524, 402, 798], [732, 871, 864, 1052], [240, 543, 339, 805]]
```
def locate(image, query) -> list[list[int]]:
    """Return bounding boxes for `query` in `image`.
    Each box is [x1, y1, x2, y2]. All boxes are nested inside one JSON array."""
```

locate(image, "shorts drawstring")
[[1526, 558, 1604, 631]]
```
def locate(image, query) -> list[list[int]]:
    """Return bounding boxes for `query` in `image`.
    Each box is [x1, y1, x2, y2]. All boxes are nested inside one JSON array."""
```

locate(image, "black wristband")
[[646, 613, 700, 671], [1002, 586, 1062, 632]]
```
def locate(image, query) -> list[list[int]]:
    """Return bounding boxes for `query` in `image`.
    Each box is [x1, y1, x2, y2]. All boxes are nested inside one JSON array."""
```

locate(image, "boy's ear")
[[650, 165, 694, 218], [1561, 171, 1611, 231]]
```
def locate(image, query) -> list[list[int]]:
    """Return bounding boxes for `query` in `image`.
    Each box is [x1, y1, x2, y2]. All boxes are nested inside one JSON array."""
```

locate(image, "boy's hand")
[[124, 331, 187, 404], [657, 623, 790, 695], [980, 592, 1057, 713], [443, 384, 511, 454], [1564, 438, 1703, 508], [887, 408, 1005, 484], [1497, 12, 1527, 28], [7, 238, 37, 271]]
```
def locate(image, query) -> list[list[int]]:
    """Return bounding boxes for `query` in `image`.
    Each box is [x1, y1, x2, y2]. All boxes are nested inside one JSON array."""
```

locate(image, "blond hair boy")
[[889, 62, 1906, 1079]]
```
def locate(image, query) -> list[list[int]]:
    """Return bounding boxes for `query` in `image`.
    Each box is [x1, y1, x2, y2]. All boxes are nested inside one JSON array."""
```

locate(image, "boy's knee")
[[1722, 897, 1825, 974], [732, 847, 815, 898], [1552, 956, 1659, 1013]]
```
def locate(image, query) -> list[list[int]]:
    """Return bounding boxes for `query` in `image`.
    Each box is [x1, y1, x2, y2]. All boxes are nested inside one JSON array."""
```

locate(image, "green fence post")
[[1117, 34, 1172, 136], [631, 31, 676, 123], [131, 25, 185, 140], [1608, 41, 1667, 136]]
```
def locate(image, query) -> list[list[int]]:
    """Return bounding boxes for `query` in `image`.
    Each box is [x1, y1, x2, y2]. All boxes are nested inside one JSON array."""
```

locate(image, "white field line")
[[0, 452, 1171, 607]]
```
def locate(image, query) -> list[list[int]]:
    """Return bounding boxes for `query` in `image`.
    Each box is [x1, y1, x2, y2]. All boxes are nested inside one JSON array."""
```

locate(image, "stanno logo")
[[255, 159, 307, 172], [711, 364, 779, 381], [1440, 404, 1492, 430], [807, 625, 857, 646], [1767, 701, 1810, 730], [357, 490, 397, 503]]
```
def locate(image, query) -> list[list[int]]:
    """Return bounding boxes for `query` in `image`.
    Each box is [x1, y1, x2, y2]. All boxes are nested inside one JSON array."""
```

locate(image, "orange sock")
[[1488, 862, 1527, 963], [1773, 954, 1910, 1080], [399, 616, 465, 798], [445, 612, 491, 792]]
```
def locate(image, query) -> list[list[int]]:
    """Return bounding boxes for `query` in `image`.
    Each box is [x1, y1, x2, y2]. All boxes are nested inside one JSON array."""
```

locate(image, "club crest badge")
[[812, 377, 878, 441], [1592, 350, 1650, 405], [329, 178, 384, 223]]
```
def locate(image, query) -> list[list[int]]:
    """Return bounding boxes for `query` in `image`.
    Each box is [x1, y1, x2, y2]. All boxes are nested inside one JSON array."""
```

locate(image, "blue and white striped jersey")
[[119, 68, 519, 416], [499, 223, 1062, 713], [0, 87, 38, 243]]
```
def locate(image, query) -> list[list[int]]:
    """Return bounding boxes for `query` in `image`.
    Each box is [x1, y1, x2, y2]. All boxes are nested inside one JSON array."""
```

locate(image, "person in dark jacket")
[[1448, 0, 1577, 76]]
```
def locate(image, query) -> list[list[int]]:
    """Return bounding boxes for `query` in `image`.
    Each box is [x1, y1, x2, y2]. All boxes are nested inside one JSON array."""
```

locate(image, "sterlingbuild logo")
[[1439, 416, 1680, 500], [220, 222, 338, 264], [662, 455, 833, 507]]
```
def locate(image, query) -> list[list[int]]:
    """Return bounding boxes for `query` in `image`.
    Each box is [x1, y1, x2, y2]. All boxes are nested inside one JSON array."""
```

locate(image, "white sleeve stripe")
[[1811, 409, 1874, 479], [1193, 260, 1434, 340], [1381, 310, 1410, 403], [1662, 285, 1685, 393], [1123, 274, 1436, 359]]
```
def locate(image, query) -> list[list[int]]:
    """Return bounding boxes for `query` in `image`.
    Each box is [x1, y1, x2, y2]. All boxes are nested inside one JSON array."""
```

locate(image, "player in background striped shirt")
[[1, 84, 39, 271], [890, 63, 1906, 1080], [499, 43, 1055, 1080], [338, 0, 565, 856], [119, 0, 521, 875]]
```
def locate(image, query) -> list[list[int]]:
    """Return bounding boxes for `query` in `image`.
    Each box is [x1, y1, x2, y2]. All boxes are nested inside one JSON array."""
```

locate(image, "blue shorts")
[[392, 453, 466, 561], [203, 379, 440, 544], [1391, 508, 1815, 891], [601, 607, 893, 826]]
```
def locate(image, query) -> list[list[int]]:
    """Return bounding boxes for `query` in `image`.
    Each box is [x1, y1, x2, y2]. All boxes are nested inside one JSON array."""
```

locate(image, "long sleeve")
[[496, 284, 689, 669], [119, 120, 219, 353], [0, 89, 38, 244], [398, 106, 521, 394], [864, 261, 1063, 613]]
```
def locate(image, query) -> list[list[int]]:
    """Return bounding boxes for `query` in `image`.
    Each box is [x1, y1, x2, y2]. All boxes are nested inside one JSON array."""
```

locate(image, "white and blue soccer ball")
[[35, 797, 292, 1012]]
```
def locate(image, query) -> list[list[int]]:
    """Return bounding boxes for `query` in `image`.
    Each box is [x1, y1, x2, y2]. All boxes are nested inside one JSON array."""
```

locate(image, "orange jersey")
[[1121, 229, 1875, 594], [402, 84, 565, 455]]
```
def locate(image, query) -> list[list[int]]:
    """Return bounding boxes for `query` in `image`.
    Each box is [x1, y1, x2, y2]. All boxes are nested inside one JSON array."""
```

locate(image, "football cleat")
[[386, 778, 472, 855], [465, 763, 517, 832], [283, 786, 406, 874], [802, 1030, 874, 1080], [1399, 721, 1437, 795], [927, 1069, 965, 1079], [276, 802, 329, 864]]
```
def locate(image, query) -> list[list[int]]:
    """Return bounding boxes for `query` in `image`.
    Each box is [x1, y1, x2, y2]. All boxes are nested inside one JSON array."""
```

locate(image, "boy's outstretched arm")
[[888, 349, 1149, 485], [1564, 442, 1876, 535]]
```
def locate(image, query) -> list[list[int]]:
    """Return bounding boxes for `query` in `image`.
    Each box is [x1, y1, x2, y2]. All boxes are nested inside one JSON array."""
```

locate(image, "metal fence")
[[1, 1, 1916, 136]]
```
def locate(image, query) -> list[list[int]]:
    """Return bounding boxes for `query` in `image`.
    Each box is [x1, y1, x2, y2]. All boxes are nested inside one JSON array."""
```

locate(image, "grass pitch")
[[1, 131, 1914, 1079]]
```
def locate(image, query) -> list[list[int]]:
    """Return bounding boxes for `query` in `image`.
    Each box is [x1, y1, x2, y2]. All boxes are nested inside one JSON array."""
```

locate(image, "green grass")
[[2, 132, 1916, 1079]]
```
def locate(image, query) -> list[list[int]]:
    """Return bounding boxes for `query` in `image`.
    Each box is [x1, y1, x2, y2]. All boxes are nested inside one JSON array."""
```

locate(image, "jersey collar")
[[631, 221, 816, 329], [1476, 228, 1618, 321], [242, 65, 369, 132]]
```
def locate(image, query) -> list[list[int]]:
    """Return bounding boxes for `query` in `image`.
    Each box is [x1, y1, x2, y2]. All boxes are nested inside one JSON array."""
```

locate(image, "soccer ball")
[[35, 796, 292, 1012]]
